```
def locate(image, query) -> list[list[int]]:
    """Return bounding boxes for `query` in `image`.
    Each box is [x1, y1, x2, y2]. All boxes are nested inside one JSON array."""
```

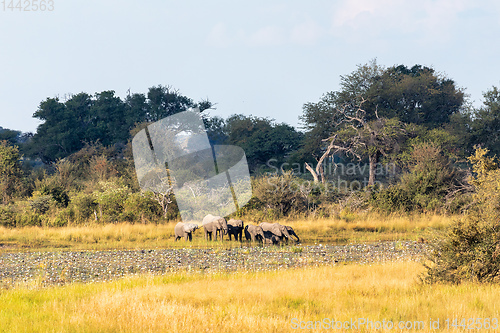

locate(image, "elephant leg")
[[188, 233, 192, 241]]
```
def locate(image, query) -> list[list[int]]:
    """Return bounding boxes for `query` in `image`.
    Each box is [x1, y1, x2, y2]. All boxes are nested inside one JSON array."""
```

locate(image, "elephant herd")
[[174, 214, 300, 244]]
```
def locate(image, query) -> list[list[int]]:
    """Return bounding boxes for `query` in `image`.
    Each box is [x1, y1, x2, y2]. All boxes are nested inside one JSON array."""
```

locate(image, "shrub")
[[70, 193, 98, 223], [122, 192, 163, 223], [40, 185, 70, 208], [424, 147, 500, 283], [252, 171, 307, 218], [0, 205, 16, 227], [94, 181, 130, 222], [372, 143, 468, 213], [29, 195, 52, 214], [16, 211, 43, 227]]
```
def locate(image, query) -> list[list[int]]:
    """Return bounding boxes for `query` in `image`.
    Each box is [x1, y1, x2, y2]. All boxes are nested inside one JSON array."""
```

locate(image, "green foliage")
[[40, 185, 70, 208], [122, 192, 163, 223], [0, 205, 16, 227], [251, 171, 314, 219], [70, 193, 98, 223], [424, 147, 500, 283], [29, 86, 210, 162], [223, 115, 303, 172], [29, 195, 52, 214], [372, 143, 467, 213], [94, 181, 131, 222], [470, 86, 500, 156], [0, 141, 26, 203], [16, 211, 44, 227]]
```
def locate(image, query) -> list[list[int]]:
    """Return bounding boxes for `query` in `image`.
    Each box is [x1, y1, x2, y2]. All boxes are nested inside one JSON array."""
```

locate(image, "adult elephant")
[[282, 225, 300, 244], [259, 222, 299, 244], [202, 214, 228, 241], [174, 222, 199, 241], [227, 219, 244, 242], [244, 224, 265, 242]]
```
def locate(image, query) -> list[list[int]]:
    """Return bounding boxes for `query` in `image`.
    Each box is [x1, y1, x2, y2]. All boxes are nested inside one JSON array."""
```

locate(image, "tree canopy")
[[29, 86, 210, 162]]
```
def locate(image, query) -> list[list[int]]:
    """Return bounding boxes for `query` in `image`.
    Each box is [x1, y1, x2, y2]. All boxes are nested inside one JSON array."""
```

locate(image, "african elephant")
[[259, 222, 298, 244], [262, 230, 280, 244], [244, 224, 265, 242], [174, 222, 199, 241], [282, 225, 300, 244], [202, 214, 228, 241], [227, 219, 244, 241]]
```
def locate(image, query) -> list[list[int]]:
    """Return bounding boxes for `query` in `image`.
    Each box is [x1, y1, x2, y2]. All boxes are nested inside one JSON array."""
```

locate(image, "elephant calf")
[[227, 219, 244, 241], [263, 230, 281, 245], [244, 224, 265, 243], [174, 222, 199, 241]]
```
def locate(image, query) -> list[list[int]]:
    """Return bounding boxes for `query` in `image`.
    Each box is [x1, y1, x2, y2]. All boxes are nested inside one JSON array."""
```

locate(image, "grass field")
[[1, 261, 499, 332], [0, 213, 454, 251]]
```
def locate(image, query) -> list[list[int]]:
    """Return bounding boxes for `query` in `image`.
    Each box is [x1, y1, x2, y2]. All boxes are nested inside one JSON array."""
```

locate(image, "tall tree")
[[299, 60, 466, 185], [305, 101, 405, 185], [470, 86, 500, 156], [30, 86, 211, 162], [0, 141, 25, 203], [224, 114, 303, 173]]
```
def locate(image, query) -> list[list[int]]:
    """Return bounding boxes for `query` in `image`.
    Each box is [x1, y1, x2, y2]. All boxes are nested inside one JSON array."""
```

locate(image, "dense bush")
[[371, 143, 468, 213], [424, 148, 500, 283], [122, 192, 163, 223], [0, 205, 16, 227]]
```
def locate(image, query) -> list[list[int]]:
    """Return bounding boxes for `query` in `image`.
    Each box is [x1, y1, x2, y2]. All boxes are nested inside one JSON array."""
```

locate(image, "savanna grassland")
[[0, 213, 452, 252], [2, 261, 500, 333]]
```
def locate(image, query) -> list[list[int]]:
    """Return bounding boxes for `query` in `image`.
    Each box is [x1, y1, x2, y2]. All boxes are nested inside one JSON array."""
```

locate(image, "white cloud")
[[329, 0, 481, 43], [206, 22, 231, 47], [290, 19, 324, 45], [248, 26, 286, 46]]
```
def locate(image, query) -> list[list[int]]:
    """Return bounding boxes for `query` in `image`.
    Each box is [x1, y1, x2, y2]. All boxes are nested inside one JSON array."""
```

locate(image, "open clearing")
[[1, 261, 500, 332]]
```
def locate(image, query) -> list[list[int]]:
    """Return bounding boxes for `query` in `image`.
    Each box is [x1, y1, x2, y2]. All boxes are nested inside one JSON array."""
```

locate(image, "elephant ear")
[[273, 225, 283, 237]]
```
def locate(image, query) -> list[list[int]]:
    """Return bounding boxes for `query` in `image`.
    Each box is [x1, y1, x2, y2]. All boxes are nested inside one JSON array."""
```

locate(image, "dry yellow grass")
[[1, 261, 499, 332], [0, 212, 455, 251]]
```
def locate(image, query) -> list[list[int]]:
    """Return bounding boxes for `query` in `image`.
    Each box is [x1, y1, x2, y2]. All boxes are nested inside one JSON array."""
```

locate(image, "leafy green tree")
[[224, 114, 303, 172], [29, 86, 212, 162], [0, 127, 21, 145], [470, 86, 500, 156], [0, 141, 25, 203], [373, 64, 465, 127], [299, 60, 466, 185]]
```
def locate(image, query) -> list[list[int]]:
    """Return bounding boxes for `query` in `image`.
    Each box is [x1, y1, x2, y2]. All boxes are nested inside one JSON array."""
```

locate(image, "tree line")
[[1, 59, 500, 224]]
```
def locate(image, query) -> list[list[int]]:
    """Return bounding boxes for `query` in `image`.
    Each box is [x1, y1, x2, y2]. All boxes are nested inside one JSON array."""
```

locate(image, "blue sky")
[[1, 0, 499, 133]]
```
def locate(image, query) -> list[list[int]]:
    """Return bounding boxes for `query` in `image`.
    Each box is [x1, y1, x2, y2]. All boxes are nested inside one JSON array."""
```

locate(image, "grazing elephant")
[[263, 230, 280, 245], [202, 214, 228, 241], [244, 224, 265, 242], [259, 222, 298, 244], [174, 222, 199, 241], [227, 219, 244, 241], [282, 225, 300, 244]]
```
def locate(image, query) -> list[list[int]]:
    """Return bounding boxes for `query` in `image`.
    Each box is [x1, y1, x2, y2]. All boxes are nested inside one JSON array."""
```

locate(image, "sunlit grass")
[[0, 261, 499, 332], [0, 212, 456, 251]]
